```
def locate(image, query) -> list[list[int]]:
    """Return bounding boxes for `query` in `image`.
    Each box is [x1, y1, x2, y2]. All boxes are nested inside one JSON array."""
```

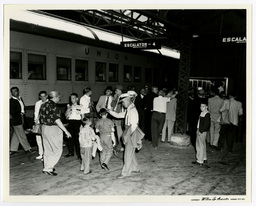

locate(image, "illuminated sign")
[[121, 40, 161, 49], [222, 37, 246, 43]]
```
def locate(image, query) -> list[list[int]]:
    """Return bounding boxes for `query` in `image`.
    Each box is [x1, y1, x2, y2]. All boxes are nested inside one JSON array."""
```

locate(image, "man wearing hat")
[[96, 86, 113, 113], [110, 85, 125, 151], [108, 93, 141, 178], [127, 90, 137, 103]]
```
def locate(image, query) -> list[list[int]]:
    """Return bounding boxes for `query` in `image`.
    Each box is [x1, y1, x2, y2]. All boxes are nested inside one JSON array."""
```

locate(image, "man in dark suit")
[[143, 86, 158, 141], [135, 88, 146, 132], [9, 87, 35, 155]]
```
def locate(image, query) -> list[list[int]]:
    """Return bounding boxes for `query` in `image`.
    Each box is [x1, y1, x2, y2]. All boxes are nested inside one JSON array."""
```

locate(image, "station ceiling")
[[37, 9, 246, 50]]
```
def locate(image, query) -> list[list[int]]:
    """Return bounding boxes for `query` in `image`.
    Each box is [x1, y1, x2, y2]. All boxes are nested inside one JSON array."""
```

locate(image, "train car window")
[[75, 59, 88, 81], [153, 68, 160, 85], [28, 54, 46, 80], [95, 62, 106, 82], [124, 65, 132, 82], [145, 68, 152, 83], [56, 57, 71, 81], [10, 51, 22, 79], [134, 66, 141, 83], [109, 63, 118, 82]]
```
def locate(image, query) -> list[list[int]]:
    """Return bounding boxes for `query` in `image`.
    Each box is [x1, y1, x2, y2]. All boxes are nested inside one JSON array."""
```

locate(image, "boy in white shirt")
[[79, 118, 98, 175], [64, 93, 83, 159]]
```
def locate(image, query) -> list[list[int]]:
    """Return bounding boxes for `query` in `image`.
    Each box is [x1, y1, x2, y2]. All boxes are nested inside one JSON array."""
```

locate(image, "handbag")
[[32, 103, 43, 134], [220, 111, 230, 125], [220, 100, 231, 125], [31, 124, 42, 134], [135, 127, 145, 140]]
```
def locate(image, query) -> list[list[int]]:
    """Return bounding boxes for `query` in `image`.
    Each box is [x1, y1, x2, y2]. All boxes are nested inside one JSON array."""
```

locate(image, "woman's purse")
[[220, 111, 230, 125], [31, 124, 41, 134], [220, 100, 231, 125]]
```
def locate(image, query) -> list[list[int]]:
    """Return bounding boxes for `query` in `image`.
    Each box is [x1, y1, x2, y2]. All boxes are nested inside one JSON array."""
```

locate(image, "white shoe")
[[36, 155, 43, 160]]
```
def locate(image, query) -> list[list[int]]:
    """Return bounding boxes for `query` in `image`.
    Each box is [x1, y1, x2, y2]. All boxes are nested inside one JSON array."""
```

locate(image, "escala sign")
[[222, 37, 246, 43]]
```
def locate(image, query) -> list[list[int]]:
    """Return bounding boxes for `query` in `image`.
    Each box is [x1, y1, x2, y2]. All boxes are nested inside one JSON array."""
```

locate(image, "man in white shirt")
[[80, 86, 92, 118], [161, 90, 177, 143], [108, 93, 140, 178], [219, 92, 243, 153], [34, 91, 48, 159], [151, 90, 170, 148]]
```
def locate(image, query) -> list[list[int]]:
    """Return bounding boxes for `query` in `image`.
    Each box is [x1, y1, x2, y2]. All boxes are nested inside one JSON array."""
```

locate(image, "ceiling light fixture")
[[192, 34, 199, 38]]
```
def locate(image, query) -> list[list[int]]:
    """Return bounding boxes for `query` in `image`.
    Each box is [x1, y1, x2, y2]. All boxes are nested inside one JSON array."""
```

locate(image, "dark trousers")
[[151, 111, 165, 148], [189, 120, 198, 151], [219, 124, 237, 152], [67, 120, 82, 157], [144, 109, 152, 141], [138, 109, 145, 132]]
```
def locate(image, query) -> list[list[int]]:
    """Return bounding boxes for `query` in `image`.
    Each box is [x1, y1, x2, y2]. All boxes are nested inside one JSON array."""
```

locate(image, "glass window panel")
[[10, 51, 22, 79], [134, 66, 141, 83], [57, 57, 71, 80], [153, 68, 159, 84], [95, 62, 106, 82], [145, 68, 152, 83], [109, 63, 118, 82], [28, 54, 46, 80], [75, 59, 88, 81], [124, 65, 132, 82]]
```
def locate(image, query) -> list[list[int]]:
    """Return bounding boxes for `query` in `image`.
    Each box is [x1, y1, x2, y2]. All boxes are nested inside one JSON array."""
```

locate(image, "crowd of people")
[[188, 87, 243, 166], [9, 83, 243, 177]]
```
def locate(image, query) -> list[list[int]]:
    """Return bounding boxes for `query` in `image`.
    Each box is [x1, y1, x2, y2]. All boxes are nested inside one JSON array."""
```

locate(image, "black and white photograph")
[[1, 1, 254, 204]]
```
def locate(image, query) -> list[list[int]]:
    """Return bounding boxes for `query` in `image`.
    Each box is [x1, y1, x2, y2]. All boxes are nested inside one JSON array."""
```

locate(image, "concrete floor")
[[8, 138, 246, 198]]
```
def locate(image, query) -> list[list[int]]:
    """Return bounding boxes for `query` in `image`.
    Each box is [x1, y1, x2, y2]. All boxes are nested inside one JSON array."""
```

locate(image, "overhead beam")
[[133, 10, 188, 33]]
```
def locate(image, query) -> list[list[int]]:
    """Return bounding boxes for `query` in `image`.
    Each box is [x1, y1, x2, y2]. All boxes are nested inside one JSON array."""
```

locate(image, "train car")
[[9, 11, 179, 119]]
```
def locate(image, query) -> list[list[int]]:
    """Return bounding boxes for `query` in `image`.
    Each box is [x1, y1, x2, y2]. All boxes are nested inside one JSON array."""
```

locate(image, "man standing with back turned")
[[208, 88, 224, 150], [218, 92, 243, 153], [40, 91, 71, 176]]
